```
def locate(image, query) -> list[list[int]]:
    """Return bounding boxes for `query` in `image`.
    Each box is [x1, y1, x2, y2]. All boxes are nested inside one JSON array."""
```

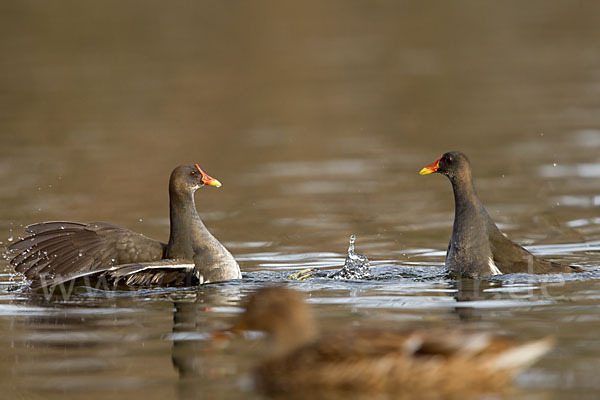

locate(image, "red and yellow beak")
[[419, 156, 441, 175], [195, 164, 222, 187]]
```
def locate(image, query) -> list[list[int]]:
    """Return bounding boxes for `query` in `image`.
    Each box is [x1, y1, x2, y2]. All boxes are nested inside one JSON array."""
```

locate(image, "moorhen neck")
[[8, 164, 241, 289], [420, 151, 582, 277], [233, 286, 553, 396]]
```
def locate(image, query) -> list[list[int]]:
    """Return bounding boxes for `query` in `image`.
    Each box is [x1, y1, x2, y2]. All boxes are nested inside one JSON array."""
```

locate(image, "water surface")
[[2, 1, 600, 399]]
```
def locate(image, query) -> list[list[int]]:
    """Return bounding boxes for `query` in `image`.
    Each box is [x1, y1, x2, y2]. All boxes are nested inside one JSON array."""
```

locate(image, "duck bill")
[[195, 164, 222, 187], [419, 158, 441, 175]]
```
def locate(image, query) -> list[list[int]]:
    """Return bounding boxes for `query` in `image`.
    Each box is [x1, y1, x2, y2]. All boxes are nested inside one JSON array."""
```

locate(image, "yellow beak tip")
[[206, 179, 222, 187], [419, 168, 434, 175]]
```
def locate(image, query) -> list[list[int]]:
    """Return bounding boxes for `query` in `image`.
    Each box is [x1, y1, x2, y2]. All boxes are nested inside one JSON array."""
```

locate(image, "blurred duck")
[[235, 286, 554, 398]]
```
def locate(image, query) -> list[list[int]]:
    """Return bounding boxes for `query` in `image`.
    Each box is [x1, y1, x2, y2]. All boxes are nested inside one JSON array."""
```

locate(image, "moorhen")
[[8, 164, 242, 289], [420, 151, 583, 277], [233, 286, 553, 397]]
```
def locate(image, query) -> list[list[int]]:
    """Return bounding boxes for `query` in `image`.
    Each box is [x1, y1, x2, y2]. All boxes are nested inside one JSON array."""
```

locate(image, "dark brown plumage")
[[236, 286, 554, 398], [9, 222, 165, 278], [420, 151, 583, 277], [8, 164, 241, 289]]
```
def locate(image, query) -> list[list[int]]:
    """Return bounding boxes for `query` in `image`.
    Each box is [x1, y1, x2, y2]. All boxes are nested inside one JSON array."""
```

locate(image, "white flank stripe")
[[488, 256, 502, 275], [138, 263, 195, 270]]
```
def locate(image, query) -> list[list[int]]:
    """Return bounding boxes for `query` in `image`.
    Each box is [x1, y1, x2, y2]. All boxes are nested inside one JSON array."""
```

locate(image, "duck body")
[[238, 287, 553, 398], [420, 152, 582, 277], [8, 164, 241, 289], [257, 329, 550, 397]]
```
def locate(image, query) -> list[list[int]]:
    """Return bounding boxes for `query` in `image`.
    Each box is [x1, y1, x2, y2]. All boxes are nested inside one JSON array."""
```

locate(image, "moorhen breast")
[[420, 151, 582, 277], [232, 286, 553, 397], [8, 164, 241, 289]]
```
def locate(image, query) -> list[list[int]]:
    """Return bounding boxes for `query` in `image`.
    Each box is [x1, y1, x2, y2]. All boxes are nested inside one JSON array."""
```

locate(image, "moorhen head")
[[419, 151, 472, 182], [420, 151, 582, 277], [169, 164, 222, 196]]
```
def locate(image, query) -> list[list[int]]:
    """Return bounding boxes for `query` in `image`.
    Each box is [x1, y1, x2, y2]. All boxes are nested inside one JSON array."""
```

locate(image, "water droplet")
[[60, 226, 65, 230], [347, 234, 356, 254], [139, 218, 143, 222], [78, 252, 83, 257], [553, 163, 557, 167], [7, 237, 13, 242]]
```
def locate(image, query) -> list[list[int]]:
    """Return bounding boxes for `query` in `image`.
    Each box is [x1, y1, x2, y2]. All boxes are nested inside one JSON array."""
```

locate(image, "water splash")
[[287, 235, 371, 281], [329, 235, 371, 280]]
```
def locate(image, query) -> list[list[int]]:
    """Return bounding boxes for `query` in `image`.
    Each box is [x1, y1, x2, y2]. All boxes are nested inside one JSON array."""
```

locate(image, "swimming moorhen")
[[419, 151, 582, 277], [233, 286, 553, 397], [8, 164, 242, 289]]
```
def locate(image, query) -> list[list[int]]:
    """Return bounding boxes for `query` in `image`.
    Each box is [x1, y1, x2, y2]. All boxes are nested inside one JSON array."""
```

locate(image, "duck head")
[[235, 286, 317, 355]]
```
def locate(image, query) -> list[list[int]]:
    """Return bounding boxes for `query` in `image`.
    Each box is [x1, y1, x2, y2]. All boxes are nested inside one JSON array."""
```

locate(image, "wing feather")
[[8, 221, 167, 280]]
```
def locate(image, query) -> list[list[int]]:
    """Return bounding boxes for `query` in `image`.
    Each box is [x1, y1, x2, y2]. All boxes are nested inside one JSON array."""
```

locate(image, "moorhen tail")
[[8, 164, 241, 289], [420, 151, 582, 277]]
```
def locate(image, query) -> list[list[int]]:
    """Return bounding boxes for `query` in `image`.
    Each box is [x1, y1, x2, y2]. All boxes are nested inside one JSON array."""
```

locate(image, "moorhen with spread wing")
[[8, 164, 242, 289], [420, 151, 582, 277]]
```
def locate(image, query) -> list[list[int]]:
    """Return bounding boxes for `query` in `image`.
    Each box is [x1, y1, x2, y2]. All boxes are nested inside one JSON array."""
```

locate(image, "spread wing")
[[8, 221, 167, 280]]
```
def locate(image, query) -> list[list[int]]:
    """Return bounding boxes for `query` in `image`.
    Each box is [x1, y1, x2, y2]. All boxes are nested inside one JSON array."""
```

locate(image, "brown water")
[[2, 1, 600, 399]]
